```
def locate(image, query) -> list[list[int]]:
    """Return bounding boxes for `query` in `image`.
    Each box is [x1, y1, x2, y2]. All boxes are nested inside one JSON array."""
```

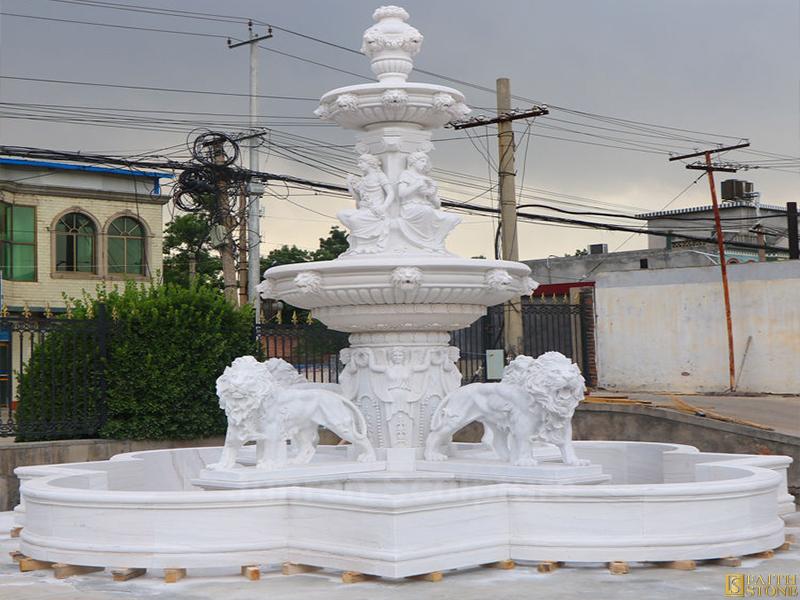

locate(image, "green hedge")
[[15, 283, 256, 441]]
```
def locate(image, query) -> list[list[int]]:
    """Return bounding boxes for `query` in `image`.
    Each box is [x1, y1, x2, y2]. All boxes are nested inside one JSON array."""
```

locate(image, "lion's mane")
[[501, 352, 585, 441], [264, 358, 308, 388], [216, 356, 274, 428]]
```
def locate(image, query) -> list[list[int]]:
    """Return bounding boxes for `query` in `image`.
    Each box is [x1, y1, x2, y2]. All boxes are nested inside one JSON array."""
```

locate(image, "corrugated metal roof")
[[637, 200, 785, 219]]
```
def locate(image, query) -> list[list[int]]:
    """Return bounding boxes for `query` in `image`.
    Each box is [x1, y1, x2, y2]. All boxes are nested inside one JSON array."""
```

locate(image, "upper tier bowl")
[[262, 257, 533, 332], [316, 83, 470, 130]]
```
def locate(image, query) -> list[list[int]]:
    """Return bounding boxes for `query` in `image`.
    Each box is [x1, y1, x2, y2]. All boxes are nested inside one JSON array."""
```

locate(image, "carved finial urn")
[[361, 5, 423, 83]]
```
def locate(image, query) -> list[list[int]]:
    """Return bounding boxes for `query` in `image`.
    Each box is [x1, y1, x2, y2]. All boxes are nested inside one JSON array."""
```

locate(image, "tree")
[[15, 282, 256, 441], [162, 215, 222, 288], [261, 244, 312, 271], [312, 226, 349, 261]]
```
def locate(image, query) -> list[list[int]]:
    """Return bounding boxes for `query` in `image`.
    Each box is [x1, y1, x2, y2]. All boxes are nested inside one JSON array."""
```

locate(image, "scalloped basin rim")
[[264, 257, 531, 278], [320, 81, 465, 102]]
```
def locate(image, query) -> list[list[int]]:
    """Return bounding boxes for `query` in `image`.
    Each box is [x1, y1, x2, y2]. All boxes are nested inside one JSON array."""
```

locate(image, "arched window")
[[107, 216, 145, 275], [55, 212, 96, 272]]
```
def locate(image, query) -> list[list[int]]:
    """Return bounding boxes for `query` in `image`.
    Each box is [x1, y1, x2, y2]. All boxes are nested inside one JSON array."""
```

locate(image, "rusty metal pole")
[[704, 151, 736, 391]]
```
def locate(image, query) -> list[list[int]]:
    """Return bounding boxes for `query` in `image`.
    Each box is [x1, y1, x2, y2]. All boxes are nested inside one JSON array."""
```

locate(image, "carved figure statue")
[[208, 356, 376, 471], [396, 151, 461, 252], [338, 154, 394, 254], [340, 346, 439, 447], [424, 352, 588, 467]]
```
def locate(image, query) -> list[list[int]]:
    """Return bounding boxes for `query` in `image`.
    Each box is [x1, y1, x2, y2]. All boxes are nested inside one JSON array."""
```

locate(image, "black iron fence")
[[254, 322, 349, 384], [0, 306, 110, 439], [1, 295, 595, 438]]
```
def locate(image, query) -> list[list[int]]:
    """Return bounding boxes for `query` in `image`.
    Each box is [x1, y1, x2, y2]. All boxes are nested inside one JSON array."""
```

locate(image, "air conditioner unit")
[[721, 179, 754, 202], [587, 243, 608, 255]]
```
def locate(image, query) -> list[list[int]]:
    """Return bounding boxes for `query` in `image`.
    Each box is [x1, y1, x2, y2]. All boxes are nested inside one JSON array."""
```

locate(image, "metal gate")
[[450, 296, 594, 385]]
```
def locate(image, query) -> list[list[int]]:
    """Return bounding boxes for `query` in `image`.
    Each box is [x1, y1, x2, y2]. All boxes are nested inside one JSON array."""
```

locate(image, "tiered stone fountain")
[[261, 5, 535, 451], [10, 6, 793, 582]]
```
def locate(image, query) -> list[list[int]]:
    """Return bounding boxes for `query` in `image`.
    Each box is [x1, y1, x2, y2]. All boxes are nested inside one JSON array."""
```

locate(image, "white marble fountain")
[[12, 6, 794, 580]]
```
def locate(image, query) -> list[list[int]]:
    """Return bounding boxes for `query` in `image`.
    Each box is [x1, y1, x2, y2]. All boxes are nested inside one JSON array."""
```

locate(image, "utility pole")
[[451, 79, 548, 359], [788, 202, 799, 260], [228, 22, 272, 303], [669, 142, 749, 392], [212, 141, 239, 305]]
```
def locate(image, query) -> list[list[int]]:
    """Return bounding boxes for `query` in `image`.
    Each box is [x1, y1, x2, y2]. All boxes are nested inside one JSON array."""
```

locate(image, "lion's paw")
[[424, 451, 449, 462], [512, 457, 539, 467]]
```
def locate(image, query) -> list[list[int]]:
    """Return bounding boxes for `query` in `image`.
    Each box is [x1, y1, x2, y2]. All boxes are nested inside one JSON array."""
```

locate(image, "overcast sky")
[[1, 0, 797, 260]]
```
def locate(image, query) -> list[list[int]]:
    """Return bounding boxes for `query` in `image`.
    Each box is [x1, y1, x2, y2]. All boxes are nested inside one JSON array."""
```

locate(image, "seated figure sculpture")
[[208, 356, 376, 471], [424, 352, 589, 467], [396, 151, 461, 252], [339, 153, 393, 255]]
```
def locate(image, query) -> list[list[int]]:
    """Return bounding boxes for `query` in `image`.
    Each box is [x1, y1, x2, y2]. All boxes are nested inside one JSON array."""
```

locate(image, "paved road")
[[624, 393, 800, 437]]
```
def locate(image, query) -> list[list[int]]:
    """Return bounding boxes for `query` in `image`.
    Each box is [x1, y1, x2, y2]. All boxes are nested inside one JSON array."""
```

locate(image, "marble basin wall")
[[13, 441, 793, 576]]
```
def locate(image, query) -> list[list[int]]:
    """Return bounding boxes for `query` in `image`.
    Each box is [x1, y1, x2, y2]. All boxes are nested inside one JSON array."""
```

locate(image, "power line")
[[33, 0, 750, 150], [0, 75, 318, 101]]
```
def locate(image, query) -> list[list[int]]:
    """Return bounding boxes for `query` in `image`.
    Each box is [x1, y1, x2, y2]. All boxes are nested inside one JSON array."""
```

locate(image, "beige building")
[[0, 158, 170, 312]]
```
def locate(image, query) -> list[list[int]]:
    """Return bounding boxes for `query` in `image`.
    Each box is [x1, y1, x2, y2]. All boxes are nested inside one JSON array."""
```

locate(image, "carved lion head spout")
[[391, 266, 423, 290], [485, 268, 514, 290], [293, 271, 323, 294]]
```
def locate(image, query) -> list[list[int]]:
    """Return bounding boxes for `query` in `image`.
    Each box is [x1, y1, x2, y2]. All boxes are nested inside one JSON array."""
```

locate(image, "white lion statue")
[[424, 352, 588, 467], [208, 356, 376, 471]]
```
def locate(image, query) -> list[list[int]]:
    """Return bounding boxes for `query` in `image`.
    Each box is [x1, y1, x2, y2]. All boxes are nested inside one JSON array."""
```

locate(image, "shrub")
[[15, 282, 256, 441]]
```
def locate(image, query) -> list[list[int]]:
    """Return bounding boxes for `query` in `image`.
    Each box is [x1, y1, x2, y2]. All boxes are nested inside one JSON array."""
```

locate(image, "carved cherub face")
[[357, 154, 381, 173], [390, 348, 405, 364], [407, 152, 431, 173]]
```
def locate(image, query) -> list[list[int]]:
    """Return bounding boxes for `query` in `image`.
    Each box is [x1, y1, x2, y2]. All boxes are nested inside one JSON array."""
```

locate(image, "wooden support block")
[[607, 561, 629, 575], [776, 542, 792, 552], [111, 568, 146, 582], [714, 557, 742, 567], [53, 563, 104, 579], [482, 559, 515, 570], [282, 562, 321, 575], [9, 527, 22, 538], [406, 571, 443, 582], [750, 550, 775, 559], [19, 557, 54, 572], [163, 568, 186, 583], [342, 571, 376, 584], [9, 551, 25, 563], [656, 560, 696, 571], [537, 561, 563, 573], [241, 565, 260, 581]]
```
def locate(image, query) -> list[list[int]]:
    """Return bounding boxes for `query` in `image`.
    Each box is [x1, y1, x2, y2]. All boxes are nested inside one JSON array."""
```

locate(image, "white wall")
[[595, 261, 800, 394]]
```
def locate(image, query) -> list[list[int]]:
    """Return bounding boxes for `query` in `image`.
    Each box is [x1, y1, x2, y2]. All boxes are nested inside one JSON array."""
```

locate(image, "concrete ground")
[[1, 511, 798, 600], [615, 393, 800, 437]]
